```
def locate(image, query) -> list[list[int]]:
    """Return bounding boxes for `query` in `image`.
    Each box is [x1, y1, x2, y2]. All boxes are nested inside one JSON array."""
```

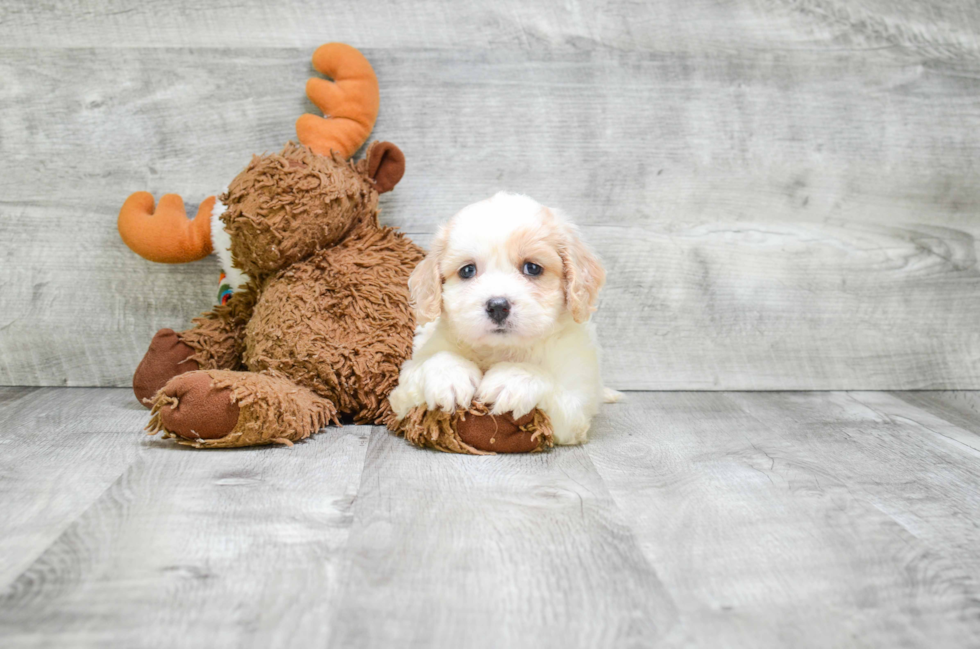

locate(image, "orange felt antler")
[[295, 43, 379, 159], [118, 192, 214, 263]]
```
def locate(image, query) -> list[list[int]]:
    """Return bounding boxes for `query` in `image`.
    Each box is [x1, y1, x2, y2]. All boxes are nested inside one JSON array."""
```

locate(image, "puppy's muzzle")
[[485, 297, 511, 325]]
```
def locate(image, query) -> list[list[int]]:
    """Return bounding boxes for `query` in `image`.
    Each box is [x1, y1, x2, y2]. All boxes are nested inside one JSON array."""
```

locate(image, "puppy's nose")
[[486, 297, 511, 325]]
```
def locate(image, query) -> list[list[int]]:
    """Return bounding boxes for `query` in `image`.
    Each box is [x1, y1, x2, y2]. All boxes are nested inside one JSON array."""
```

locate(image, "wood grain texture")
[[890, 391, 980, 444], [0, 388, 372, 648], [1, 0, 978, 58], [0, 388, 143, 588], [2, 1, 980, 388], [586, 391, 980, 648], [4, 388, 980, 647], [325, 427, 678, 648]]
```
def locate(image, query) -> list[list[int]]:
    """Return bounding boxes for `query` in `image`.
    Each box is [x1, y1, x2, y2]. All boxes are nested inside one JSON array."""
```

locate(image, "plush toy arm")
[[178, 282, 258, 371]]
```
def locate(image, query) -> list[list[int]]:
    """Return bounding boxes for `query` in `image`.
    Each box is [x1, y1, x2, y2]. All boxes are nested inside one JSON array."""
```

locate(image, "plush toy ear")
[[365, 141, 405, 193]]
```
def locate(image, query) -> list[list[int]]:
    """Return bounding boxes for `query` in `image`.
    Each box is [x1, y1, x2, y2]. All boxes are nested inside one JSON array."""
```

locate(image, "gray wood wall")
[[1, 0, 979, 389]]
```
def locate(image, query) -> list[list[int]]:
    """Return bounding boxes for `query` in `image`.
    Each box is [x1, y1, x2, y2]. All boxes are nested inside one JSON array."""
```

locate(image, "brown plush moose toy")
[[118, 43, 553, 453]]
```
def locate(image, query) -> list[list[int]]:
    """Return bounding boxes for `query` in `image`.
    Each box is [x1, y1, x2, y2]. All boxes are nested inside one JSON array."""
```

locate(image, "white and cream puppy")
[[389, 192, 620, 445]]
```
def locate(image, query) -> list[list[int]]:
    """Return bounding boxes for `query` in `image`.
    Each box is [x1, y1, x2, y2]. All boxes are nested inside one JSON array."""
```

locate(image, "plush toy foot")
[[150, 372, 240, 442], [456, 410, 547, 453], [133, 328, 199, 407], [388, 403, 553, 455], [147, 370, 339, 449]]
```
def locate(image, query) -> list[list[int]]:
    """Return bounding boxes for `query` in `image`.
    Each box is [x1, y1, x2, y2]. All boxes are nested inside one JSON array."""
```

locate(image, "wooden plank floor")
[[1, 389, 979, 648]]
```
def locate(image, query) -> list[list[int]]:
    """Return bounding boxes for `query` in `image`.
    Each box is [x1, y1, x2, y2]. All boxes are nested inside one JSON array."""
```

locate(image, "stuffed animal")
[[119, 43, 552, 452]]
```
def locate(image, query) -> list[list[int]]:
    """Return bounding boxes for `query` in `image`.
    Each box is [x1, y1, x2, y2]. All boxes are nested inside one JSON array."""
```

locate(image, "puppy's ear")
[[559, 220, 605, 324], [409, 225, 447, 325]]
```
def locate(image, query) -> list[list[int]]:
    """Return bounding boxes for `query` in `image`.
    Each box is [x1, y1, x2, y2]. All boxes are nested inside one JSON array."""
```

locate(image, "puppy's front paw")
[[394, 352, 482, 416], [476, 363, 552, 419], [388, 382, 416, 420], [423, 352, 483, 412]]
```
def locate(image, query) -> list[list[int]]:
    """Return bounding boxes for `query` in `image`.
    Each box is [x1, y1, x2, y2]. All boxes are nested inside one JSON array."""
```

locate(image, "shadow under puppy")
[[388, 192, 622, 453]]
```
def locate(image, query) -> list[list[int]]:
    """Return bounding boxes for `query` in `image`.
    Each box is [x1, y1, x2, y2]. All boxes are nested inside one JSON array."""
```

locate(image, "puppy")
[[389, 192, 620, 445]]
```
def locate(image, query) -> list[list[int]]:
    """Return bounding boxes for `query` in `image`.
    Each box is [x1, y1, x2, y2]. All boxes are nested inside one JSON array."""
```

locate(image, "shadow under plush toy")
[[118, 43, 553, 452]]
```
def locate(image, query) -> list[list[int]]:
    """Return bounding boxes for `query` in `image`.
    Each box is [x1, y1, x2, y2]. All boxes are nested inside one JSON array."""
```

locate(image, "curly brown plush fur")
[[223, 144, 379, 278], [242, 219, 423, 424], [141, 141, 424, 447], [180, 283, 259, 372]]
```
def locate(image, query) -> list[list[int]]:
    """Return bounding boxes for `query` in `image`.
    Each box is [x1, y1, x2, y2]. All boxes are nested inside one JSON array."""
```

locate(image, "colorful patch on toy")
[[218, 272, 233, 305]]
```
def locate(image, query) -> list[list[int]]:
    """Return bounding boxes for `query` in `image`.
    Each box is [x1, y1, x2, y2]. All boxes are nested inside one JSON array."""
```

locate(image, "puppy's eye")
[[458, 264, 477, 279], [522, 261, 543, 277]]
